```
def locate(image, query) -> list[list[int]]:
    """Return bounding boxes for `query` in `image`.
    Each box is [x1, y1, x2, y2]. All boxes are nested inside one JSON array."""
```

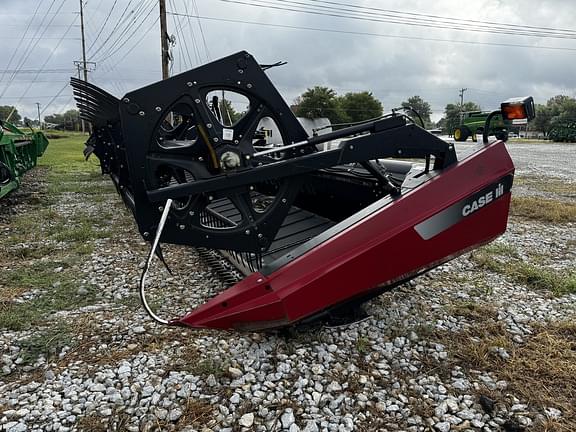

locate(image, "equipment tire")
[[454, 127, 469, 142], [495, 129, 508, 141]]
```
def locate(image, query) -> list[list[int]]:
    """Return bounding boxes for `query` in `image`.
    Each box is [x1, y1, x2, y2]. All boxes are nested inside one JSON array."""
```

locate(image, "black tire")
[[495, 129, 508, 141], [454, 126, 470, 142]]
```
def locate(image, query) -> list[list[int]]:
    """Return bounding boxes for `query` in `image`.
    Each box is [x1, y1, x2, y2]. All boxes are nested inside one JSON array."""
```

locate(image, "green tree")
[[45, 109, 81, 131], [0, 105, 21, 124], [294, 86, 348, 124], [441, 101, 481, 134], [531, 95, 576, 134], [338, 91, 383, 123], [401, 95, 432, 127]]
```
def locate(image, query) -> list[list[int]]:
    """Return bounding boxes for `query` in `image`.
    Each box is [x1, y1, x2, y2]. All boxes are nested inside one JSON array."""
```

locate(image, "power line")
[[216, 0, 576, 40], [95, 0, 157, 63], [167, 13, 576, 52], [301, 0, 576, 36]]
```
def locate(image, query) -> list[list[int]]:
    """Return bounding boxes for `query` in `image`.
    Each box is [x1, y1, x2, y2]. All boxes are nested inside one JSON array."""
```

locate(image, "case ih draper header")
[[71, 51, 534, 331], [0, 121, 49, 199]]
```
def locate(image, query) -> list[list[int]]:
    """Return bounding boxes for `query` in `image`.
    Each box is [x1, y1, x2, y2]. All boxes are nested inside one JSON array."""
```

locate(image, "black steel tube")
[[483, 110, 502, 144]]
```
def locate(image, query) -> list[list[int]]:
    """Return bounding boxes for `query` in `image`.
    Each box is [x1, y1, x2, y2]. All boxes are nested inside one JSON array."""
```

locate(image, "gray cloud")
[[1, 0, 574, 121]]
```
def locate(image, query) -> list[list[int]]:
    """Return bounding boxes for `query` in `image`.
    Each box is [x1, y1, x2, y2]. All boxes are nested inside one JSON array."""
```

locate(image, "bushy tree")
[[0, 105, 21, 124], [401, 95, 432, 127], [294, 86, 348, 124], [294, 87, 383, 125], [531, 95, 576, 134], [338, 91, 383, 123]]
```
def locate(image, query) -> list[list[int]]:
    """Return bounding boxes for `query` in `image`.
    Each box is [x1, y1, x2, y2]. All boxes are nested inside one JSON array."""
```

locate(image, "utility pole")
[[36, 102, 41, 129], [459, 88, 467, 122], [159, 0, 170, 80], [79, 0, 89, 133]]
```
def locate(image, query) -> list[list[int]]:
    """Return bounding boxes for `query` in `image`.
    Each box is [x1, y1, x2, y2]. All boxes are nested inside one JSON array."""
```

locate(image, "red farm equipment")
[[71, 51, 534, 331]]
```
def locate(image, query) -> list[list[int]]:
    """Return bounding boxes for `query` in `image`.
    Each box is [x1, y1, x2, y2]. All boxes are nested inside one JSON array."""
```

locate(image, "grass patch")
[[511, 196, 576, 223], [471, 245, 576, 296], [0, 265, 98, 331], [440, 320, 576, 431], [515, 176, 576, 197], [18, 322, 74, 365], [448, 301, 498, 321]]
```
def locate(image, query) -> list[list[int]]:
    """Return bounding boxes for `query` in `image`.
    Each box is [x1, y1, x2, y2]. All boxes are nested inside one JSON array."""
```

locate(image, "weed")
[[18, 322, 74, 365], [355, 336, 371, 354], [511, 196, 576, 223]]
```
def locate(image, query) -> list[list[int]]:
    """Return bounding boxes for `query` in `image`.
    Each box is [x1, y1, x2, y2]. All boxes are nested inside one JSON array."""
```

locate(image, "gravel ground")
[[1, 157, 575, 431]]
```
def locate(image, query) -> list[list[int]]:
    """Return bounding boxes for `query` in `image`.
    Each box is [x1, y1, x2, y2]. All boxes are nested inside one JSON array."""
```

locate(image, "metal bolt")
[[158, 206, 164, 212], [245, 155, 251, 160], [208, 195, 213, 201], [198, 156, 204, 161], [206, 123, 212, 128], [245, 230, 251, 235], [247, 83, 253, 89], [213, 137, 219, 142], [258, 233, 263, 238], [249, 186, 254, 190], [195, 99, 201, 104], [186, 81, 193, 87], [281, 198, 287, 203], [238, 69, 244, 74], [138, 111, 145, 116], [189, 211, 195, 216], [155, 106, 161, 112], [193, 81, 197, 85], [237, 81, 241, 85], [143, 232, 150, 237], [257, 278, 263, 283], [397, 149, 403, 155], [123, 98, 130, 103], [349, 145, 354, 150], [179, 224, 186, 230]]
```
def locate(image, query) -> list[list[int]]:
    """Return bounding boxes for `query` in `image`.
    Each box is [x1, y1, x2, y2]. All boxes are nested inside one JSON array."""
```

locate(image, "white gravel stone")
[[239, 413, 255, 428], [434, 421, 451, 432]]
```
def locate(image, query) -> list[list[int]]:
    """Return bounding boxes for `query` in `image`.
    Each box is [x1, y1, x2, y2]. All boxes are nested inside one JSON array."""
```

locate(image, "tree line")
[[1, 92, 574, 135]]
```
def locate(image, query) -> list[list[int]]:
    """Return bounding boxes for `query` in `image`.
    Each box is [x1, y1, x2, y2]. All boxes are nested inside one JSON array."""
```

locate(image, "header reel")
[[72, 52, 525, 331]]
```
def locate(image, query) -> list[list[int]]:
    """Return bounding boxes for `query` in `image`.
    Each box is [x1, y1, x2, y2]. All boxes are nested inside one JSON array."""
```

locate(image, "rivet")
[[158, 206, 164, 211], [281, 198, 287, 203], [122, 98, 130, 103], [213, 137, 219, 142], [238, 69, 244, 74], [189, 211, 195, 216], [138, 111, 145, 116], [247, 83, 253, 89], [245, 230, 251, 235], [349, 145, 354, 150], [206, 123, 212, 128], [155, 106, 161, 112], [195, 99, 201, 104], [179, 224, 185, 230], [186, 81, 193, 87], [208, 195, 213, 201], [245, 155, 251, 160]]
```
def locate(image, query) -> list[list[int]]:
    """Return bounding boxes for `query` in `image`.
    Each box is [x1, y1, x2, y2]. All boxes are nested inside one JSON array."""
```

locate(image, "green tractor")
[[0, 121, 49, 199], [453, 111, 508, 142]]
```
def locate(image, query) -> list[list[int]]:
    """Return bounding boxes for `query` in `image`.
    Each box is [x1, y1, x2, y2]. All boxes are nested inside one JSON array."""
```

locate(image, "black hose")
[[483, 110, 502, 144]]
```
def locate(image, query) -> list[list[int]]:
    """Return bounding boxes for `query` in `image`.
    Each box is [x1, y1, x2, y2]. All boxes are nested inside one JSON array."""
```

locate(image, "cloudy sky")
[[1, 0, 575, 122]]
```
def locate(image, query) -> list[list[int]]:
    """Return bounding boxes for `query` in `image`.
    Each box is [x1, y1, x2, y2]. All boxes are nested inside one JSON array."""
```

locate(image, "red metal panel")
[[175, 141, 514, 330]]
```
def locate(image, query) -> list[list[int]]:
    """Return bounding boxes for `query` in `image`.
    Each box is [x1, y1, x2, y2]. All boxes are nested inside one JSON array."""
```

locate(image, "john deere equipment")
[[0, 121, 49, 199], [71, 51, 534, 331], [453, 111, 508, 142]]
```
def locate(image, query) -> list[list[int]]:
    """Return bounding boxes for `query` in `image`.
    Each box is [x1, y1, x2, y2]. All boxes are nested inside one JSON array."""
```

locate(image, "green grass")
[[0, 133, 107, 331], [471, 244, 576, 296], [18, 322, 75, 365], [511, 196, 576, 223]]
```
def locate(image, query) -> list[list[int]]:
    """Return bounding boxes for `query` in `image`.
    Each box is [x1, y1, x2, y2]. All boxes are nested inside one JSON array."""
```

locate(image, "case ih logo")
[[414, 175, 513, 240], [462, 182, 505, 217]]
